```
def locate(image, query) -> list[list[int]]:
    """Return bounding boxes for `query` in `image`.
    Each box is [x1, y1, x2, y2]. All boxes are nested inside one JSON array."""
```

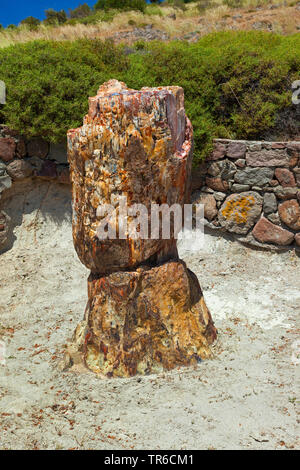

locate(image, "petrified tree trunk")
[[66, 80, 216, 377]]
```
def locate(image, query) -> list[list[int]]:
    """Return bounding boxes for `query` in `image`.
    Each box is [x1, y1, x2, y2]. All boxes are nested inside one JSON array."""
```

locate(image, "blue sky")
[[0, 1, 98, 27], [0, 1, 158, 27]]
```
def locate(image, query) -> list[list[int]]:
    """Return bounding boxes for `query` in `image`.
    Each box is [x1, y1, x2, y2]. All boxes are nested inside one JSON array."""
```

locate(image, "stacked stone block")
[[192, 139, 300, 250], [0, 126, 70, 251]]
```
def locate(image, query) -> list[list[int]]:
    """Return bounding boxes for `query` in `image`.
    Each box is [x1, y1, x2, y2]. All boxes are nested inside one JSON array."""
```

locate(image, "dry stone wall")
[[0, 126, 70, 251], [192, 139, 300, 251], [1, 125, 299, 253]]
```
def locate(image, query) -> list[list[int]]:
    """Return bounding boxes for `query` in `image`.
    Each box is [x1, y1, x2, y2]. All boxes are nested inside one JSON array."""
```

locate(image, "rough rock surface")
[[218, 192, 262, 234], [68, 80, 192, 273], [252, 217, 294, 246], [246, 149, 290, 167], [71, 261, 216, 377], [0, 138, 16, 162], [274, 186, 299, 200], [0, 174, 12, 194], [0, 126, 70, 190], [275, 168, 296, 187], [191, 139, 300, 251], [207, 159, 236, 179], [267, 212, 281, 226], [263, 193, 277, 215], [6, 159, 33, 181], [66, 80, 216, 377], [27, 138, 49, 159], [278, 200, 300, 231], [294, 168, 300, 186], [206, 177, 229, 192], [234, 167, 274, 186], [110, 25, 169, 44], [226, 141, 246, 159], [207, 142, 226, 161], [192, 192, 217, 221]]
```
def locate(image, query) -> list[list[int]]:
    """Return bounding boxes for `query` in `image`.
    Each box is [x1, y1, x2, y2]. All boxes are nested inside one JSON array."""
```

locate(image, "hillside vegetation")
[[0, 1, 299, 48], [0, 31, 299, 164]]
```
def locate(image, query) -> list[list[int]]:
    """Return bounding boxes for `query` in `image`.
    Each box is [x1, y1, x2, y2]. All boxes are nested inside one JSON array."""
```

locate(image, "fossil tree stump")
[[66, 80, 216, 377]]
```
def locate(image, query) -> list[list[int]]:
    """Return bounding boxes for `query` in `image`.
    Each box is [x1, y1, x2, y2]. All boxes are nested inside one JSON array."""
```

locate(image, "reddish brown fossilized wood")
[[64, 80, 216, 377]]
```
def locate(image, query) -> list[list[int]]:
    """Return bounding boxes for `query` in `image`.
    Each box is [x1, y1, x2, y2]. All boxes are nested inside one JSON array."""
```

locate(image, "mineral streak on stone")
[[66, 80, 216, 377]]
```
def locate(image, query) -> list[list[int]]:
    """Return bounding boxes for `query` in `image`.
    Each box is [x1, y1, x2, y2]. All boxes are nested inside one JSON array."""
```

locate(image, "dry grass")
[[0, 5, 202, 47], [0, 1, 299, 48], [205, 5, 231, 23]]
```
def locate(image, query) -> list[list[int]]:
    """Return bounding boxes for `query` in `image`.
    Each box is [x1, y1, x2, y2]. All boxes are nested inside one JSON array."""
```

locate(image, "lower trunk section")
[[66, 260, 217, 377]]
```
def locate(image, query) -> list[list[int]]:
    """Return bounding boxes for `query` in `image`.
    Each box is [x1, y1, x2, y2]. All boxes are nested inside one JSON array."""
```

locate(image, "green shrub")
[[223, 0, 243, 8], [44, 9, 67, 25], [0, 32, 299, 165], [165, 0, 187, 11], [20, 16, 41, 31], [94, 0, 146, 13], [145, 4, 164, 16], [196, 0, 218, 13], [0, 40, 128, 142], [69, 3, 92, 19], [66, 9, 117, 24], [124, 32, 300, 163]]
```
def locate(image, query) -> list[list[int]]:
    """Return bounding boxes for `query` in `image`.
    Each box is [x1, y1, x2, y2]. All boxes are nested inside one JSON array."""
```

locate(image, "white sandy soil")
[[0, 181, 299, 450]]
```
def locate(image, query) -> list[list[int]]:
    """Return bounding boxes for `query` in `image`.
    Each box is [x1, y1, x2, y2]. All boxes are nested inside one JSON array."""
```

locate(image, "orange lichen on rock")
[[219, 192, 262, 235], [221, 195, 255, 224]]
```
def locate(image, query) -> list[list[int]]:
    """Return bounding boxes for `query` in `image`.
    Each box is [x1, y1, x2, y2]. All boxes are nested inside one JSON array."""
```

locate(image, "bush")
[[0, 32, 299, 165], [196, 0, 218, 13], [223, 0, 243, 8], [77, 9, 117, 24], [20, 16, 41, 30], [0, 40, 129, 142], [145, 4, 164, 15], [165, 0, 187, 11], [69, 3, 92, 19], [124, 32, 300, 163], [94, 0, 146, 13], [44, 9, 68, 25]]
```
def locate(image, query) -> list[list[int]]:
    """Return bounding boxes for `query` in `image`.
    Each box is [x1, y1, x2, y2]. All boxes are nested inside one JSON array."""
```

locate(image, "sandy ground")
[[0, 180, 299, 450]]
